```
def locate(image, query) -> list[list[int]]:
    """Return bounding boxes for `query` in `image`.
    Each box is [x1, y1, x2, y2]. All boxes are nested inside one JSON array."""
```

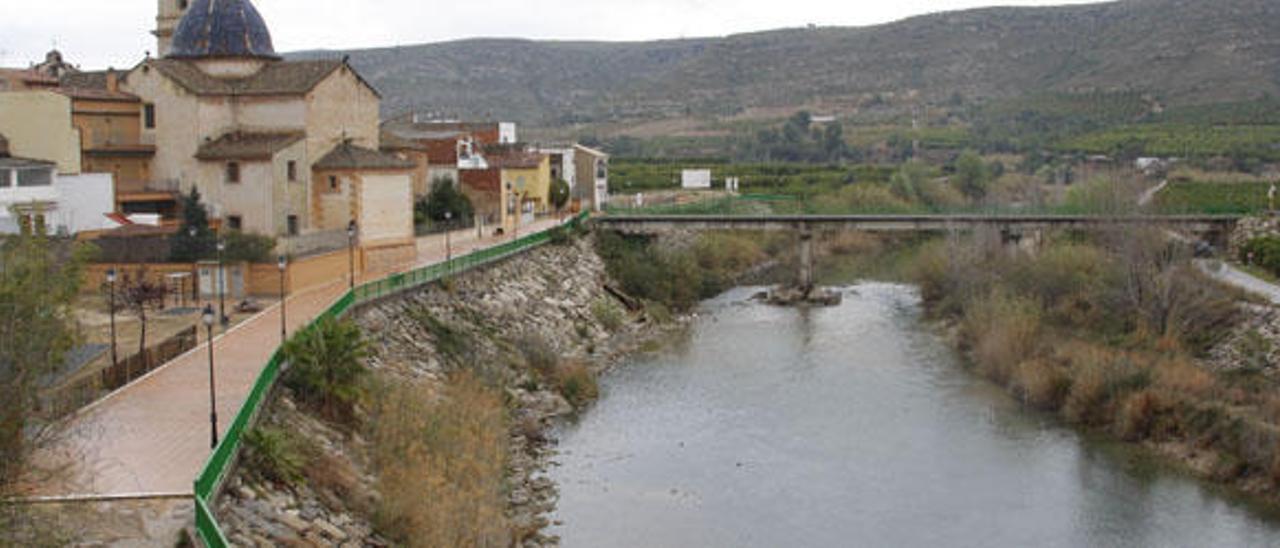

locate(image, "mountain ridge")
[[288, 0, 1280, 132]]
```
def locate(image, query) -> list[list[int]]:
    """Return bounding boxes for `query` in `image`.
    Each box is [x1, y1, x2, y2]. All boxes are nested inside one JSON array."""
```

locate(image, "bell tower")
[[153, 0, 190, 57]]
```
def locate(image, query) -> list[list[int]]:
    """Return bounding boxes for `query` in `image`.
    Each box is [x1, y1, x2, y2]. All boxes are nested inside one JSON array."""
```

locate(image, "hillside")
[[291, 0, 1280, 135]]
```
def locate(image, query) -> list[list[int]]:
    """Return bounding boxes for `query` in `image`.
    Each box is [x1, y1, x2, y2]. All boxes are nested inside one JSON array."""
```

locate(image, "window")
[[17, 168, 52, 187], [144, 104, 156, 129], [287, 161, 297, 182], [0, 169, 11, 188], [328, 175, 339, 191], [596, 161, 608, 180], [226, 162, 240, 183], [287, 215, 299, 236], [227, 215, 242, 231], [178, 0, 188, 10]]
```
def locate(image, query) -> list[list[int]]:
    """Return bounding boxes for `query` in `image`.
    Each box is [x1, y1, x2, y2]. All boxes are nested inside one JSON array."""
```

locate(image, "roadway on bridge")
[[33, 219, 561, 498]]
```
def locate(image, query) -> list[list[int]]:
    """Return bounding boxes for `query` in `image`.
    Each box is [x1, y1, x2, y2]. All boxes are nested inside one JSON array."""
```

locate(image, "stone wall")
[[1229, 215, 1280, 257], [215, 233, 678, 546]]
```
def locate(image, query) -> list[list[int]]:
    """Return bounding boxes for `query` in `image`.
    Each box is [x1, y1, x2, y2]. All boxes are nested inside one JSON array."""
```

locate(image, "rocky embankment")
[[215, 234, 681, 546]]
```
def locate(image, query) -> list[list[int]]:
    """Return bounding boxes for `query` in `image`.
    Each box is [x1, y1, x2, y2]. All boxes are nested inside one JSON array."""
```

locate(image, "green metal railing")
[[192, 212, 588, 547]]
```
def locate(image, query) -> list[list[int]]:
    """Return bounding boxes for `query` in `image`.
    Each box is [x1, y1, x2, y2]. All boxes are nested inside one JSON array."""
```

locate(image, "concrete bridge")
[[594, 213, 1241, 290]]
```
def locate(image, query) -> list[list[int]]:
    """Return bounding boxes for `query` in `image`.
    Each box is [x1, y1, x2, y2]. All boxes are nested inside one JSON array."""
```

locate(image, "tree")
[[170, 188, 215, 262], [550, 179, 571, 212], [222, 231, 277, 264], [954, 150, 991, 202], [116, 268, 167, 374], [417, 177, 474, 227], [283, 316, 368, 423], [0, 232, 90, 539]]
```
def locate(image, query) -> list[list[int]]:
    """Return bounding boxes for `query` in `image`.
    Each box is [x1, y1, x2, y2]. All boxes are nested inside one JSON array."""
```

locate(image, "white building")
[[0, 136, 115, 235]]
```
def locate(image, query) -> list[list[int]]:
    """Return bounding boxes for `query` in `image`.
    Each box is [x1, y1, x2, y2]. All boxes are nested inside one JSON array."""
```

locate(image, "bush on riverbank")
[[595, 231, 776, 311], [910, 229, 1280, 489]]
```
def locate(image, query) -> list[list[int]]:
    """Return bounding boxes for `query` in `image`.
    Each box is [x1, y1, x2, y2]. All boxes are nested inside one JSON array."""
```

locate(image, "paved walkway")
[[1198, 259, 1280, 305], [35, 219, 562, 497]]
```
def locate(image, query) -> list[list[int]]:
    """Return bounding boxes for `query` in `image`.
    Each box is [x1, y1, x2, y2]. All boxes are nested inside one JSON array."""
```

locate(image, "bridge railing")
[[603, 193, 1260, 218], [192, 212, 589, 547]]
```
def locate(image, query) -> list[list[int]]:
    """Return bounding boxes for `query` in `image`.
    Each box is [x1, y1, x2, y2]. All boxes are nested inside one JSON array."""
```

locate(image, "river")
[[549, 284, 1280, 547]]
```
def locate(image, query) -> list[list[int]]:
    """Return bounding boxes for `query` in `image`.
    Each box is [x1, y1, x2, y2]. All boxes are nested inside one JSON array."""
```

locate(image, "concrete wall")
[[502, 156, 552, 213], [54, 173, 115, 234], [359, 172, 414, 246], [0, 91, 82, 174]]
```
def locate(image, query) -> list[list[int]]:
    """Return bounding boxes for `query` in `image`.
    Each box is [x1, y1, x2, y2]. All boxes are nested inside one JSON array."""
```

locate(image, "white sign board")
[[682, 169, 712, 189]]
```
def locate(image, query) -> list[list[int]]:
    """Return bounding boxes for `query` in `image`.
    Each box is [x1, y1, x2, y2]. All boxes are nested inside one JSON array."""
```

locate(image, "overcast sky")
[[4, 0, 1110, 69]]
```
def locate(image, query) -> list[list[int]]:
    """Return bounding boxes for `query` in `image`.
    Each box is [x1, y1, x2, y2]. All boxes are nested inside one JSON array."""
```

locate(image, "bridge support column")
[[798, 227, 814, 293]]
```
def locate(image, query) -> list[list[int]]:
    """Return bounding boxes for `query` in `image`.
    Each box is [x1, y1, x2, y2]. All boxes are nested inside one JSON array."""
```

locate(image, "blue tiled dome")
[[168, 0, 280, 60]]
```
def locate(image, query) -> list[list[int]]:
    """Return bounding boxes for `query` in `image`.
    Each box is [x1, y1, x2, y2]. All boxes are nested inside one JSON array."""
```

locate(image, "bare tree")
[[116, 268, 168, 376]]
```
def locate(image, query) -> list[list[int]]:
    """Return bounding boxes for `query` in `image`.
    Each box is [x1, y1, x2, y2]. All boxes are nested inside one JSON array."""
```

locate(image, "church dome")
[[168, 0, 280, 60]]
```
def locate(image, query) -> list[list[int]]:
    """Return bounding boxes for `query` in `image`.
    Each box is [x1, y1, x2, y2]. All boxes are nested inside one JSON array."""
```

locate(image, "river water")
[[549, 284, 1280, 547]]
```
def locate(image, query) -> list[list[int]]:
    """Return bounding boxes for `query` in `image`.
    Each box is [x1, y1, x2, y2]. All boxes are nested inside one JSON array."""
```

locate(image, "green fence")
[[192, 212, 587, 547]]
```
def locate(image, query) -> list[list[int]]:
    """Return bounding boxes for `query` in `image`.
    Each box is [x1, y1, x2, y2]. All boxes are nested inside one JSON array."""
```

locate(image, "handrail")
[[192, 212, 588, 547]]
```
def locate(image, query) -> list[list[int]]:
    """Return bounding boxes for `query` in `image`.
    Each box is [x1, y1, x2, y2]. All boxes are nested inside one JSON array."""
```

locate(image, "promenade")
[[36, 219, 560, 497]]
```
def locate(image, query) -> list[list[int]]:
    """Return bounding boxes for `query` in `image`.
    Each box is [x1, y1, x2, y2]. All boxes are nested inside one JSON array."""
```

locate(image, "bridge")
[[594, 213, 1242, 289]]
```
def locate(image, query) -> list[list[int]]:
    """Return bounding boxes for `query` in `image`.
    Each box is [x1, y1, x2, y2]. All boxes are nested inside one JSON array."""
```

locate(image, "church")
[[124, 0, 416, 266]]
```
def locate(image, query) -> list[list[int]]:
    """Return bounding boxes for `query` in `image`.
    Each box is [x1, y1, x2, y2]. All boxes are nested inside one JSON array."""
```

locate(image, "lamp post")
[[444, 210, 453, 262], [107, 268, 118, 372], [216, 239, 228, 328], [202, 304, 218, 449], [347, 220, 358, 289], [278, 255, 288, 345]]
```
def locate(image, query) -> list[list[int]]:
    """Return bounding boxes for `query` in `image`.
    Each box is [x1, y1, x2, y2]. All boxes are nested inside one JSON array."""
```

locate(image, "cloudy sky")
[[5, 0, 1109, 69]]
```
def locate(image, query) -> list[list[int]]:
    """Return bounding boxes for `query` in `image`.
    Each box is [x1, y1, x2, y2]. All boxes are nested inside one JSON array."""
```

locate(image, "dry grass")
[[962, 291, 1041, 384], [1153, 356, 1216, 398], [1116, 390, 1162, 441], [371, 374, 509, 548], [1010, 359, 1069, 410]]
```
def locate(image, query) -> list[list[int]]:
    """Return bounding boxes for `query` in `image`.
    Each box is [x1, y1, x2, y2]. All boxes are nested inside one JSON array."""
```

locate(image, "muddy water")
[[549, 285, 1280, 547]]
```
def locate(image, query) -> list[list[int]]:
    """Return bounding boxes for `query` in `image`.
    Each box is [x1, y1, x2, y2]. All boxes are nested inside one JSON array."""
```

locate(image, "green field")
[[1058, 125, 1280, 161], [610, 160, 896, 194], [1154, 181, 1275, 215]]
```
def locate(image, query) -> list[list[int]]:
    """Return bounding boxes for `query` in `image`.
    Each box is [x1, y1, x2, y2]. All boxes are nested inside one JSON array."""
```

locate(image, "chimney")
[[106, 69, 119, 92]]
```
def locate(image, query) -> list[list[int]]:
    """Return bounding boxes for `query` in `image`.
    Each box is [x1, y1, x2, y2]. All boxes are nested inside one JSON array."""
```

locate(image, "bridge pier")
[[797, 226, 814, 292]]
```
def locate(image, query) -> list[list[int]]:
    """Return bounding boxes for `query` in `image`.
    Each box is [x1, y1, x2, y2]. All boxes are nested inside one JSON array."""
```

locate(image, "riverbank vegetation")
[[909, 229, 1280, 490]]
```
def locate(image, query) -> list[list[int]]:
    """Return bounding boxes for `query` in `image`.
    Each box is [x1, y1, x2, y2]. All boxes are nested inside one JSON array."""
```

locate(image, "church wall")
[[271, 139, 309, 236], [125, 64, 201, 188], [195, 158, 274, 235], [304, 67, 379, 160]]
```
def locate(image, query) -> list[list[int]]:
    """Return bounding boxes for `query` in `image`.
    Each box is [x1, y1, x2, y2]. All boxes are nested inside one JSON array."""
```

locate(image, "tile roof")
[[195, 131, 305, 160], [60, 70, 120, 90], [379, 130, 429, 152], [146, 58, 355, 97], [0, 68, 59, 86], [314, 141, 415, 171], [484, 145, 546, 169]]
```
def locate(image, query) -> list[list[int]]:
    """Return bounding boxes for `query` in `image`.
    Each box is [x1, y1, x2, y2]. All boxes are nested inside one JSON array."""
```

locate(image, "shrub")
[[591, 298, 625, 331], [242, 427, 307, 487], [1240, 236, 1280, 277], [1011, 359, 1070, 410], [222, 230, 277, 264], [371, 375, 508, 547], [518, 333, 560, 377], [409, 308, 472, 366], [556, 361, 600, 409], [1116, 390, 1161, 441], [283, 317, 368, 423], [962, 291, 1041, 384]]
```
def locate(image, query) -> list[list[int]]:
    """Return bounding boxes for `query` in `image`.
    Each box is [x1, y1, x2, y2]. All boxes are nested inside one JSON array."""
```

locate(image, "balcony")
[[116, 179, 181, 198]]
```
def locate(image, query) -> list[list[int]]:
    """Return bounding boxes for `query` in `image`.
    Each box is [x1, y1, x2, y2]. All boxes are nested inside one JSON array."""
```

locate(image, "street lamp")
[[347, 220, 358, 289], [106, 268, 118, 373], [444, 210, 453, 262], [277, 255, 288, 344], [202, 304, 218, 449], [216, 239, 228, 328]]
